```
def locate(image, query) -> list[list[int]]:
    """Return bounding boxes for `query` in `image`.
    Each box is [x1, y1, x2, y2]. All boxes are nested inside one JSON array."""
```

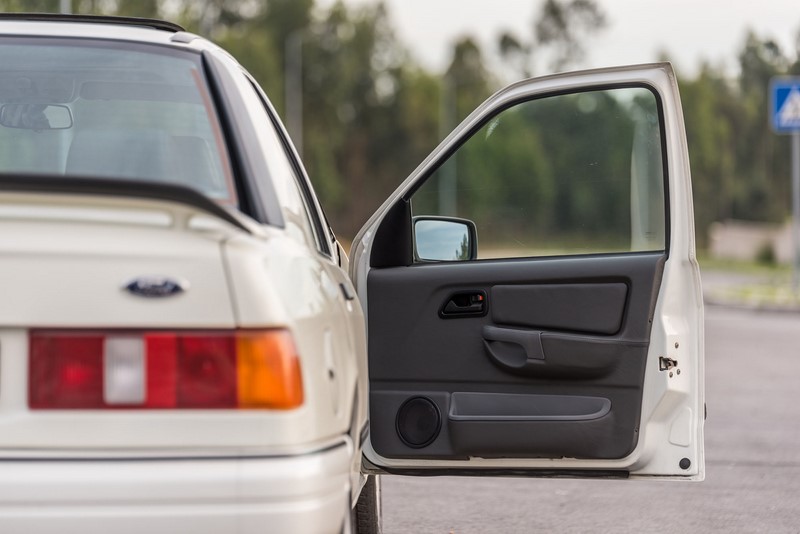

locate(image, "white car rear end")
[[0, 16, 366, 534], [0, 188, 359, 533]]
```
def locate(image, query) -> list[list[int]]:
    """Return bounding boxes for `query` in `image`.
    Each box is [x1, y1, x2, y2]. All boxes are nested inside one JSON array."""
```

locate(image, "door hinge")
[[659, 356, 678, 371]]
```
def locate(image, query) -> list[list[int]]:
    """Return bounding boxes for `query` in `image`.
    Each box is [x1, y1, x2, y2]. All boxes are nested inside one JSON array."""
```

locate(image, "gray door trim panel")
[[367, 252, 665, 460]]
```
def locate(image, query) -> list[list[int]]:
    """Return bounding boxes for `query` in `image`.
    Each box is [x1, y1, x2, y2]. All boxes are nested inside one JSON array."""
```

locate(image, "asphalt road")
[[381, 304, 800, 533]]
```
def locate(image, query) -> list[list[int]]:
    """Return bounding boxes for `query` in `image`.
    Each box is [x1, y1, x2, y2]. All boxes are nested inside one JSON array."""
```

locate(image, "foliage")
[[680, 31, 800, 246], [0, 0, 796, 246], [413, 87, 660, 256], [534, 0, 607, 72], [755, 241, 777, 265], [498, 0, 608, 78]]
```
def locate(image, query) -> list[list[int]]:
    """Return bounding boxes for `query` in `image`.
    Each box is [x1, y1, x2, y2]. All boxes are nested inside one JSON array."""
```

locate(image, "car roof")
[[0, 14, 195, 47]]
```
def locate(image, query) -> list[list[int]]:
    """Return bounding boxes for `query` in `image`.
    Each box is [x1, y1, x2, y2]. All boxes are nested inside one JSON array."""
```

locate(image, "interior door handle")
[[440, 291, 487, 318]]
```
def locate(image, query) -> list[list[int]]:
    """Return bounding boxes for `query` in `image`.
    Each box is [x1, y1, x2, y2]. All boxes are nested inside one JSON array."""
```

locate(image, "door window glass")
[[411, 87, 665, 260]]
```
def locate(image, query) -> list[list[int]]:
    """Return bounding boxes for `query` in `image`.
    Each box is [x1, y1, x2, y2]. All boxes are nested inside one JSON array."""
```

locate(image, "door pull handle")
[[483, 325, 545, 360]]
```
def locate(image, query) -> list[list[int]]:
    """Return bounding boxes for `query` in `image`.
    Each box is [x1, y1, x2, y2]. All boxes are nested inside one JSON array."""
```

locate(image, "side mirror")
[[0, 104, 73, 130], [413, 216, 478, 262]]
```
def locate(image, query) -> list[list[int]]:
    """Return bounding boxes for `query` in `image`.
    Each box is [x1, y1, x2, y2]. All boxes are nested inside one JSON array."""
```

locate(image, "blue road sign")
[[771, 77, 800, 134]]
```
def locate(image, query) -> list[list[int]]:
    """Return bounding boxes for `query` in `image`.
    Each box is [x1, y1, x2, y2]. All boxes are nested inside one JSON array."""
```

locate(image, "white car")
[[0, 13, 704, 534]]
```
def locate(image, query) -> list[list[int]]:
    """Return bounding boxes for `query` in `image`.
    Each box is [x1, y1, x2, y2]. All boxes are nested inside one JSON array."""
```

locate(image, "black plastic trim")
[[0, 13, 185, 33], [0, 174, 250, 233], [369, 465, 630, 479], [202, 51, 284, 228], [370, 200, 412, 267]]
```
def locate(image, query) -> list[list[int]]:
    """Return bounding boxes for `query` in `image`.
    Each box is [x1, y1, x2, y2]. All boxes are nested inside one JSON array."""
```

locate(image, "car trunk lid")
[[0, 183, 284, 454]]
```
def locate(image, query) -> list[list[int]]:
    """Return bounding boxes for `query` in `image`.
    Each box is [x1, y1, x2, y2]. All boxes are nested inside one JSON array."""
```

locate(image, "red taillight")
[[29, 334, 104, 409], [29, 330, 303, 410], [176, 335, 237, 408]]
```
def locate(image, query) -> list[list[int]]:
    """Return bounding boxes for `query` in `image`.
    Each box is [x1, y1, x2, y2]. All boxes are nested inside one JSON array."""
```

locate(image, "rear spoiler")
[[0, 13, 185, 33], [0, 175, 251, 233]]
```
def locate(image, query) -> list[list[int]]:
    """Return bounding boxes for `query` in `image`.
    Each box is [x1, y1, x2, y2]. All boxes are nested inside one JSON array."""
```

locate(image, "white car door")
[[351, 63, 704, 480]]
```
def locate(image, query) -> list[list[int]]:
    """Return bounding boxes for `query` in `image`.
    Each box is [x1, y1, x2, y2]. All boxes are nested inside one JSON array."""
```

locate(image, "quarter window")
[[245, 77, 331, 255], [228, 72, 316, 249]]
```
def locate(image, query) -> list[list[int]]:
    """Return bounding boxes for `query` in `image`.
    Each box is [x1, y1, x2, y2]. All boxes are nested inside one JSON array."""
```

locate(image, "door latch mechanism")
[[659, 356, 678, 371]]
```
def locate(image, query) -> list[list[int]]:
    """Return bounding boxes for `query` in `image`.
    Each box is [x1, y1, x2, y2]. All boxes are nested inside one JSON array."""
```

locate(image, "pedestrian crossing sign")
[[771, 77, 800, 133]]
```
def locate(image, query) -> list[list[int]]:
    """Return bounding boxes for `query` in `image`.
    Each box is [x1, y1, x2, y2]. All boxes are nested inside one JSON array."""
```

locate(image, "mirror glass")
[[415, 219, 472, 261], [0, 104, 73, 130]]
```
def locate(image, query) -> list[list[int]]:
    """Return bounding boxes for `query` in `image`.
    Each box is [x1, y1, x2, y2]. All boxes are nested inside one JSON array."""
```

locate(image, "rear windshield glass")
[[0, 39, 236, 205]]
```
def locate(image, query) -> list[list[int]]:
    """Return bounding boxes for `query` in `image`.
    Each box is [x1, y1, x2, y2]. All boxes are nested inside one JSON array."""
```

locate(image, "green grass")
[[697, 252, 800, 307], [710, 283, 800, 308], [697, 254, 792, 276]]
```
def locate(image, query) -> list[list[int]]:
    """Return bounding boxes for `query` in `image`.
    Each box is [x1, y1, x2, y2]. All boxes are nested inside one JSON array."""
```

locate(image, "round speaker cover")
[[396, 396, 441, 448]]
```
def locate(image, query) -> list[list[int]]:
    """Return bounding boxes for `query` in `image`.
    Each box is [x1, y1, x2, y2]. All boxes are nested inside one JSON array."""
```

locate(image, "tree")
[[679, 64, 738, 246], [1, 0, 798, 248], [497, 0, 607, 80], [498, 31, 531, 79], [534, 0, 607, 72], [735, 32, 791, 224], [444, 37, 493, 126], [678, 30, 799, 247]]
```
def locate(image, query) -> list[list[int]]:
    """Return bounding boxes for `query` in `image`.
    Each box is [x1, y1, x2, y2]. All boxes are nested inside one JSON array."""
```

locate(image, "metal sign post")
[[794, 132, 800, 293], [770, 78, 800, 293]]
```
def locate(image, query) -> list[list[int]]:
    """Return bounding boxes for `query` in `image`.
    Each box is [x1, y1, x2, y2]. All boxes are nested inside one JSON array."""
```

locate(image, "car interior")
[[0, 40, 236, 205]]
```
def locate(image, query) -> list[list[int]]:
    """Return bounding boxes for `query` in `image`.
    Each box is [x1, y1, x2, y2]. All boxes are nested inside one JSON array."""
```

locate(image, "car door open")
[[351, 63, 704, 480]]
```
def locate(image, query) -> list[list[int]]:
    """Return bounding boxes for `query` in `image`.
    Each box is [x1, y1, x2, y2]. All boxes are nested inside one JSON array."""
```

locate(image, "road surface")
[[381, 304, 800, 533]]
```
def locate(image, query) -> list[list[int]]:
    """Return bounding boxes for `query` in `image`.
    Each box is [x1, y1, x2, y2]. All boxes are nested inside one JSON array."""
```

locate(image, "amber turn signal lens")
[[236, 330, 304, 409]]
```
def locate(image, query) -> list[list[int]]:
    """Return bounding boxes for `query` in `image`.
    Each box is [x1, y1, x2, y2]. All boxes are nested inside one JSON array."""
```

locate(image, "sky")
[[317, 0, 800, 78]]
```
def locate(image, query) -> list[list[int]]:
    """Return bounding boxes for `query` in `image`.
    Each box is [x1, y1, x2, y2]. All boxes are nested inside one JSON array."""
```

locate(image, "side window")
[[230, 72, 316, 249], [245, 78, 331, 256], [411, 86, 665, 260]]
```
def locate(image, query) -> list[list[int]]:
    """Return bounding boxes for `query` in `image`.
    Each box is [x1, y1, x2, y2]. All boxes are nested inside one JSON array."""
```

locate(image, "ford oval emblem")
[[124, 276, 188, 298]]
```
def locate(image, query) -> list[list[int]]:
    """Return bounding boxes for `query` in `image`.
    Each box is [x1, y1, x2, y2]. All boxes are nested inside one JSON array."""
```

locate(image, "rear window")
[[0, 39, 236, 205]]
